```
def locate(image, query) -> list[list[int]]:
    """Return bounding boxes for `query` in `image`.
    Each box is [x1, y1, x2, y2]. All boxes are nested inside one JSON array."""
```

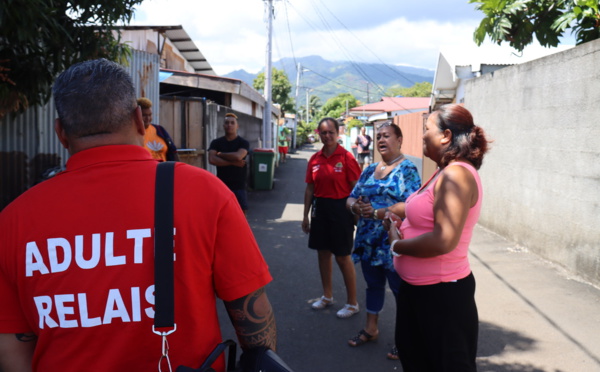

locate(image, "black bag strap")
[[154, 161, 238, 372], [154, 161, 176, 329], [176, 340, 237, 372]]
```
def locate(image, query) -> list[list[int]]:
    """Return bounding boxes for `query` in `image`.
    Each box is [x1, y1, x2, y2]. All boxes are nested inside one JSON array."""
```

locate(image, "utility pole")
[[366, 82, 370, 104], [263, 0, 274, 149], [294, 62, 302, 149], [306, 88, 310, 124]]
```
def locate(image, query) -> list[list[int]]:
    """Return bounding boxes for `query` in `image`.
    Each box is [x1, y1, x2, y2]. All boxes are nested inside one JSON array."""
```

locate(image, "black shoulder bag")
[[154, 162, 294, 372]]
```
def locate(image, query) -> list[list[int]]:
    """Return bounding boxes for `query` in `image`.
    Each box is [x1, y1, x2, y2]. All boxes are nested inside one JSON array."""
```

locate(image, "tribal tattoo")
[[224, 287, 277, 351]]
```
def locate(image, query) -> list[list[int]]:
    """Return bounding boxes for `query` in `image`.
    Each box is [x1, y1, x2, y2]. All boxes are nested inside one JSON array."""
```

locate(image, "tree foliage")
[[319, 93, 358, 122], [385, 82, 433, 97], [345, 118, 363, 131], [0, 0, 144, 117], [306, 94, 321, 122], [471, 0, 600, 52], [253, 67, 295, 114], [296, 120, 317, 145]]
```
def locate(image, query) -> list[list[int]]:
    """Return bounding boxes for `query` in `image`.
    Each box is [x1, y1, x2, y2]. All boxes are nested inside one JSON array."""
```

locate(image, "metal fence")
[[0, 50, 160, 210]]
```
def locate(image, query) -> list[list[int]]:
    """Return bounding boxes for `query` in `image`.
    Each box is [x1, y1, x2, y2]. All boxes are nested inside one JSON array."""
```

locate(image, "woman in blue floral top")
[[346, 121, 421, 359]]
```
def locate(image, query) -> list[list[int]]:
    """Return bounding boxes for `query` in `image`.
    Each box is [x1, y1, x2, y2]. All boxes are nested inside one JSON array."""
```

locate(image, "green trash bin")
[[253, 148, 276, 190]]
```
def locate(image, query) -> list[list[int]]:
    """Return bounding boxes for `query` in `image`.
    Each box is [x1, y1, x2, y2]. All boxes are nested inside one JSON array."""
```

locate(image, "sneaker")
[[311, 296, 333, 310], [336, 303, 359, 318]]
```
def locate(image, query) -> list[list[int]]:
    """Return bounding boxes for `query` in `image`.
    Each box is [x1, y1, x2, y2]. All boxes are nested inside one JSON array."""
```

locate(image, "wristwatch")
[[373, 209, 379, 220]]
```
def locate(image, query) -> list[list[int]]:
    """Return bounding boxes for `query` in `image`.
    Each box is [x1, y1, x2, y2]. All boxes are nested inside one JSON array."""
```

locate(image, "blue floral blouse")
[[350, 160, 421, 270]]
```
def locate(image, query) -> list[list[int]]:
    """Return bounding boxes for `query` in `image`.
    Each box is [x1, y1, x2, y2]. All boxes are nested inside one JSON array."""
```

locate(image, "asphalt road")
[[218, 143, 600, 372]]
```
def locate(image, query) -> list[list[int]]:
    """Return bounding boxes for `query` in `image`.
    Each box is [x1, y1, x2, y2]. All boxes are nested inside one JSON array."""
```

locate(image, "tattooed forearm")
[[224, 287, 277, 351], [15, 333, 37, 342]]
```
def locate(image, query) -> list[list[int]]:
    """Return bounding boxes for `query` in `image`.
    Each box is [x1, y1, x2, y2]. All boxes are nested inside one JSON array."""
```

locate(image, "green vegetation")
[[253, 67, 295, 114], [0, 0, 143, 118], [319, 93, 358, 122], [345, 118, 363, 131], [471, 0, 600, 51], [296, 120, 318, 145], [385, 82, 433, 97]]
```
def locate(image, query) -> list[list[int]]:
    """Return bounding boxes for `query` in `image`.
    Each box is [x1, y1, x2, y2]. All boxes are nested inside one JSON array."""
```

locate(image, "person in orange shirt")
[[137, 97, 179, 161]]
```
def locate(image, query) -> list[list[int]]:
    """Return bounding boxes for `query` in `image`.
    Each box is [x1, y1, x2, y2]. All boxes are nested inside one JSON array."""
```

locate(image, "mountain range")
[[224, 55, 434, 106]]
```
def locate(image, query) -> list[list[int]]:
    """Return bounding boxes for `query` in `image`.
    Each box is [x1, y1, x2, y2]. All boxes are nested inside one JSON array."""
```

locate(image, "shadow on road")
[[216, 144, 567, 371]]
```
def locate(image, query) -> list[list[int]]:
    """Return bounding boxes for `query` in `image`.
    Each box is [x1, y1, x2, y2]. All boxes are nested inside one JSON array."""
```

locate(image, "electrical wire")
[[305, 0, 388, 101], [283, 0, 298, 69], [291, 0, 416, 111], [314, 0, 417, 86], [277, 0, 420, 113]]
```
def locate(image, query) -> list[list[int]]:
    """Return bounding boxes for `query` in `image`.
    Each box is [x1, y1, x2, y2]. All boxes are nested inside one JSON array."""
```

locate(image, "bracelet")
[[349, 202, 357, 215], [390, 239, 402, 257], [373, 208, 379, 220]]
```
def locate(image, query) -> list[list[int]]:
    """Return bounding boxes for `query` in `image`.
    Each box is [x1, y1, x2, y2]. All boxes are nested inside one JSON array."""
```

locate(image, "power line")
[[305, 0, 389, 101], [298, 0, 415, 111], [301, 69, 369, 95], [283, 0, 298, 69], [314, 0, 417, 86], [277, 0, 417, 112]]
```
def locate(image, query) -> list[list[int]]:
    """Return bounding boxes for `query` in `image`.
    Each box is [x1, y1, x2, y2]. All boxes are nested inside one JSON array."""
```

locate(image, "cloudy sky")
[[132, 0, 574, 76]]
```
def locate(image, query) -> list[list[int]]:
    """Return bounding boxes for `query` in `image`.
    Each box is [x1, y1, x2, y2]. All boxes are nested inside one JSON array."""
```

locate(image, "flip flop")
[[348, 329, 378, 347], [387, 346, 399, 360]]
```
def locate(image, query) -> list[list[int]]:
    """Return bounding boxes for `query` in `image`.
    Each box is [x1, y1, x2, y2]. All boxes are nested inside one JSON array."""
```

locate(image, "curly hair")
[[433, 104, 490, 170]]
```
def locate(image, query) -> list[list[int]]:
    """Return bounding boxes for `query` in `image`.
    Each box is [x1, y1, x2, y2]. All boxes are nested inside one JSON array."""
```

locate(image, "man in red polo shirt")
[[0, 59, 276, 372]]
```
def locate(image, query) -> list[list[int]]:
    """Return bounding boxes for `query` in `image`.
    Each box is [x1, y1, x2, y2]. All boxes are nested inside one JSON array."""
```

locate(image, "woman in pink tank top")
[[385, 104, 490, 372]]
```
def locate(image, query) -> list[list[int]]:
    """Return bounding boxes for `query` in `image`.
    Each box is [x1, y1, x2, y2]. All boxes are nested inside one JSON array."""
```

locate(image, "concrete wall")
[[464, 39, 600, 286]]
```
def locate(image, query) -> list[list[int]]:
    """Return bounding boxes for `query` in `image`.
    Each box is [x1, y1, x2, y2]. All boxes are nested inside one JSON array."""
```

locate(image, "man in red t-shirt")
[[0, 59, 276, 372]]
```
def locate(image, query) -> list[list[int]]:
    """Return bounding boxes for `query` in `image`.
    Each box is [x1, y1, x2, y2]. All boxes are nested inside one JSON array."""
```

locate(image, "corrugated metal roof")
[[118, 25, 216, 75]]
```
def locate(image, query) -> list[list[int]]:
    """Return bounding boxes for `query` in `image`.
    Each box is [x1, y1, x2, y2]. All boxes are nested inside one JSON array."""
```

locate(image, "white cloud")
[[132, 0, 573, 76]]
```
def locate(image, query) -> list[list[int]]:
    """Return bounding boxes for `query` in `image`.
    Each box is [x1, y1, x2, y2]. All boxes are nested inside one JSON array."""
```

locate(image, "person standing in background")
[[302, 117, 361, 319], [209, 113, 250, 215], [355, 126, 372, 170], [278, 126, 291, 164], [137, 97, 179, 161]]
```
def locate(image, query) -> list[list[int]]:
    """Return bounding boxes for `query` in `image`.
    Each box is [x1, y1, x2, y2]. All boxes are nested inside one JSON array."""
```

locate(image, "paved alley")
[[218, 144, 600, 372]]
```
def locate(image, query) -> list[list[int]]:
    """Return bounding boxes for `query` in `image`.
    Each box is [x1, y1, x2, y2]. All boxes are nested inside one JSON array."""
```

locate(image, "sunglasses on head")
[[377, 121, 393, 129]]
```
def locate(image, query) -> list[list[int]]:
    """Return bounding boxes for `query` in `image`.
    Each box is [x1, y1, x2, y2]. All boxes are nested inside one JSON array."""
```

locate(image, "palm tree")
[[308, 95, 321, 122]]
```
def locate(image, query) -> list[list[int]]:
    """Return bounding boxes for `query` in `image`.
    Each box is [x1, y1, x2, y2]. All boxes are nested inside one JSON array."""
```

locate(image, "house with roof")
[[0, 25, 278, 210], [344, 97, 431, 177], [116, 25, 280, 170], [118, 25, 279, 124], [348, 97, 430, 123]]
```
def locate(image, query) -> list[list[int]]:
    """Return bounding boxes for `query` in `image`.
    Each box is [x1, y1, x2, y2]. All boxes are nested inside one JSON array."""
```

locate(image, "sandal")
[[311, 296, 333, 310], [387, 346, 399, 360], [348, 329, 378, 347], [336, 303, 359, 318]]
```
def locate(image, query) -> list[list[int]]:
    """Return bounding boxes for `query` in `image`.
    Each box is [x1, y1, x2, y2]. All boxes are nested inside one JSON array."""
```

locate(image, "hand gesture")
[[356, 196, 374, 219]]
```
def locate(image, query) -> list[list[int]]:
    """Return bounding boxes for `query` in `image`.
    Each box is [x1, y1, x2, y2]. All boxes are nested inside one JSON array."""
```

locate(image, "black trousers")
[[395, 272, 478, 372]]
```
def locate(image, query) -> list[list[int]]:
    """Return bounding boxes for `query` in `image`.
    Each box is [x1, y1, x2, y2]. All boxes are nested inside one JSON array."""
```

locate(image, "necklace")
[[380, 154, 404, 171]]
